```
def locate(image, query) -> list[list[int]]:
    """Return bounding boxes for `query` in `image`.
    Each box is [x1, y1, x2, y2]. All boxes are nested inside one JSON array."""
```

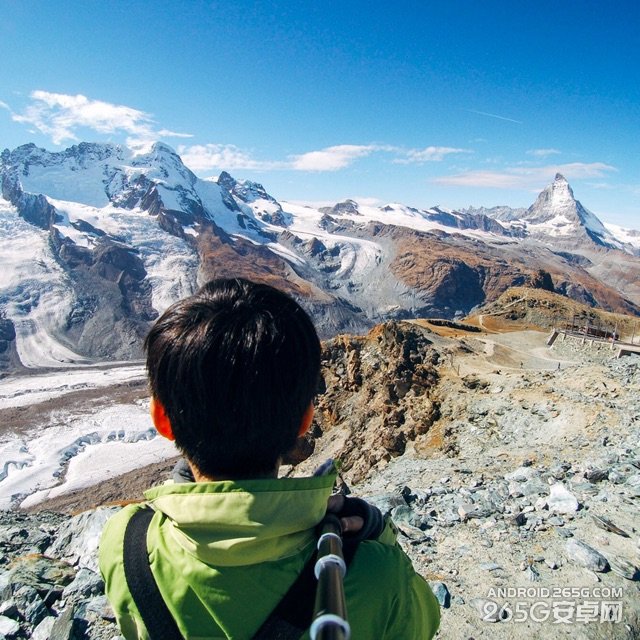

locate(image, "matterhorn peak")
[[522, 173, 616, 249], [551, 173, 574, 198], [525, 173, 580, 226]]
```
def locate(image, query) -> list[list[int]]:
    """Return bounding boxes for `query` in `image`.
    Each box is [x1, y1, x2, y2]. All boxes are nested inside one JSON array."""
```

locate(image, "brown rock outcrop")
[[310, 321, 441, 483]]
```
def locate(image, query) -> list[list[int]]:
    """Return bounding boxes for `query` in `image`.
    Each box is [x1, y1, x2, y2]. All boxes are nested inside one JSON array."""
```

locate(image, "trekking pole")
[[310, 513, 350, 640]]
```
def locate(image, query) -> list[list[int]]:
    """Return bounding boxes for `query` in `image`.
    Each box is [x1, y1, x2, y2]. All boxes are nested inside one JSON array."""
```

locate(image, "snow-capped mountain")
[[461, 204, 528, 223], [464, 181, 639, 256], [603, 223, 640, 254], [1, 142, 638, 369], [517, 173, 626, 251]]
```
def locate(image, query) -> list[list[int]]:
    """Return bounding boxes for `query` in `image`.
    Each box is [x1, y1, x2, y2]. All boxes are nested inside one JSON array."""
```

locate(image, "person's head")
[[144, 278, 321, 479]]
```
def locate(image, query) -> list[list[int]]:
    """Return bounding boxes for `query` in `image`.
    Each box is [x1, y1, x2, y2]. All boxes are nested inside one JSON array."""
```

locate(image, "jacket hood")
[[144, 474, 336, 566]]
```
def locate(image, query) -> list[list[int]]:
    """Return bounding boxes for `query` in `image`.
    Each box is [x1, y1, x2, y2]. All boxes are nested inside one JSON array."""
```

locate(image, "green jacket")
[[99, 474, 440, 639]]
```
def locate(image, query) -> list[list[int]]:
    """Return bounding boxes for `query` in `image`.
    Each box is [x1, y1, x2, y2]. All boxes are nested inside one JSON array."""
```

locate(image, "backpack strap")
[[252, 546, 318, 639], [253, 530, 361, 638], [123, 506, 184, 640]]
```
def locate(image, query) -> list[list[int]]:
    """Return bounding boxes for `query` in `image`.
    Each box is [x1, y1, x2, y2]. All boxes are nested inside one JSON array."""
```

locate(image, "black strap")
[[123, 506, 361, 640], [123, 507, 184, 640], [253, 533, 360, 638], [253, 547, 318, 639]]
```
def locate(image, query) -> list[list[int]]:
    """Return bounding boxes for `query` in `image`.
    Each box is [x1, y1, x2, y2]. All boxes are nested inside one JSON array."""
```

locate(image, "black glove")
[[334, 496, 385, 542]]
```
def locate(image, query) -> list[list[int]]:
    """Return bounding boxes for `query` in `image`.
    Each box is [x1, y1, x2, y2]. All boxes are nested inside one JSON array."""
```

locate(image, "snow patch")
[[605, 223, 640, 250]]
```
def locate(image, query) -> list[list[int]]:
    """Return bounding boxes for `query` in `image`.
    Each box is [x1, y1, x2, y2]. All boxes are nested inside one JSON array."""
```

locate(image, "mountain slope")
[[469, 286, 640, 339]]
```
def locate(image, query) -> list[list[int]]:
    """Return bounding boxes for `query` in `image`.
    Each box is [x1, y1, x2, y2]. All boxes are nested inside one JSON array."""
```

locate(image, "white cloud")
[[0, 100, 10, 111], [394, 146, 472, 164], [177, 143, 283, 172], [157, 129, 194, 139], [11, 91, 192, 145], [434, 170, 525, 189], [353, 196, 383, 206], [527, 148, 561, 158], [290, 144, 378, 171], [433, 162, 617, 189], [585, 182, 616, 191], [179, 141, 476, 174], [179, 143, 386, 173], [519, 162, 616, 180]]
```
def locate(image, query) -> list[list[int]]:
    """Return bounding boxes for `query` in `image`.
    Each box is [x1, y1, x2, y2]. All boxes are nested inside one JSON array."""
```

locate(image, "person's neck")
[[188, 460, 280, 482]]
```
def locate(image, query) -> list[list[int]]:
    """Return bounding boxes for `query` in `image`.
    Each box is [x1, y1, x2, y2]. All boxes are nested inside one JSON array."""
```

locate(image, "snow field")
[[48, 198, 200, 315], [0, 402, 176, 510], [0, 363, 177, 509], [19, 155, 113, 208], [19, 429, 176, 509], [0, 364, 145, 409], [604, 223, 640, 251]]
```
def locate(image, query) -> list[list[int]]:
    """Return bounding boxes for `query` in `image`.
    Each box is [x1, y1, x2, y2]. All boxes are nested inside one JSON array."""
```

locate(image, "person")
[[99, 278, 440, 639]]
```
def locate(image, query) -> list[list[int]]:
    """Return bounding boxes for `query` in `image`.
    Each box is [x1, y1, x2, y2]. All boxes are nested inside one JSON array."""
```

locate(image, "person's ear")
[[298, 402, 314, 437], [150, 397, 175, 441]]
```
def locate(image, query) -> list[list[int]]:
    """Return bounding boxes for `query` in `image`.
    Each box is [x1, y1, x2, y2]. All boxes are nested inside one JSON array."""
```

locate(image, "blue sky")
[[1, 1, 638, 227]]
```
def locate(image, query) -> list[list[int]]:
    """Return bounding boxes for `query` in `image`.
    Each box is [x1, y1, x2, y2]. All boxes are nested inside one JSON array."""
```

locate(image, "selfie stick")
[[310, 514, 351, 640]]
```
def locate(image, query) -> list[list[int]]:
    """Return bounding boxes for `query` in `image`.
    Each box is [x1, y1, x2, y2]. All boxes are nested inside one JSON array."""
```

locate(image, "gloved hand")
[[326, 494, 384, 542]]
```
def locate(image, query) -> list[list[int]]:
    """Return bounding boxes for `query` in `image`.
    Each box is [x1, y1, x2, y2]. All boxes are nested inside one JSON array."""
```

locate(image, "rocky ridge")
[[309, 322, 441, 482], [0, 315, 19, 372], [354, 339, 640, 639]]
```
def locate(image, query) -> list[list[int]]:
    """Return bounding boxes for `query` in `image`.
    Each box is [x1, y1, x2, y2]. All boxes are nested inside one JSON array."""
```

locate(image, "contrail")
[[467, 109, 522, 124]]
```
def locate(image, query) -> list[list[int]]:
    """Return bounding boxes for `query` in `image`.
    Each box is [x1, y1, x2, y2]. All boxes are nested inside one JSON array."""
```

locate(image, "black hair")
[[144, 278, 321, 478]]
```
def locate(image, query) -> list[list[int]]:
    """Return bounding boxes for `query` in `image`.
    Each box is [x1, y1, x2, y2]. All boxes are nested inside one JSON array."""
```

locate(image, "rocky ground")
[[0, 321, 638, 639], [354, 332, 640, 640]]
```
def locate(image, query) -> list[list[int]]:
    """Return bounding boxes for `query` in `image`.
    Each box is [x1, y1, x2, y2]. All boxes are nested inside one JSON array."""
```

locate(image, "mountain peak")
[[522, 173, 617, 248], [216, 171, 237, 191], [526, 174, 578, 225], [551, 173, 573, 200], [216, 172, 275, 205], [319, 200, 361, 217]]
